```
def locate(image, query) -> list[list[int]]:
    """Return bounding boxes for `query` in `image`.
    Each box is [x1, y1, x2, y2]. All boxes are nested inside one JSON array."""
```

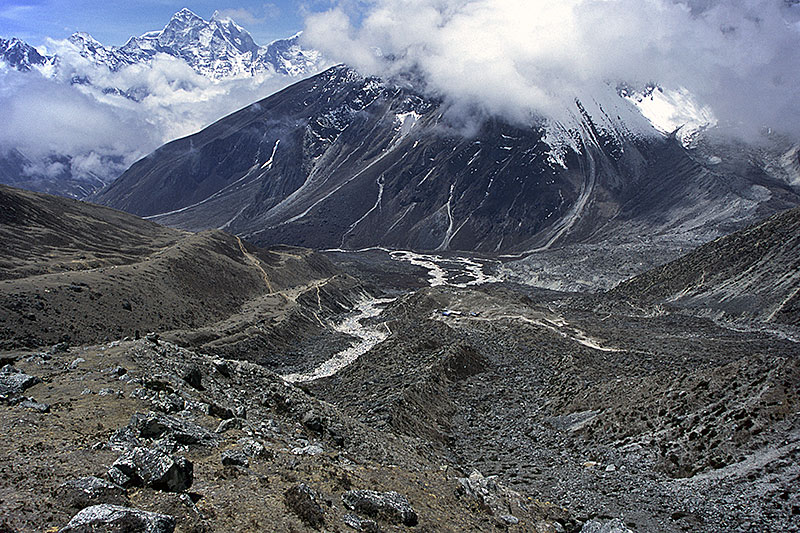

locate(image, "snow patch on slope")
[[625, 86, 716, 145]]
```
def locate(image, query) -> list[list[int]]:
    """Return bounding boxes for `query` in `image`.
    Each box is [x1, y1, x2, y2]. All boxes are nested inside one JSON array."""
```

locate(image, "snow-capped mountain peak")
[[0, 10, 329, 199], [0, 37, 51, 72], [55, 9, 326, 79], [620, 85, 717, 146], [171, 7, 204, 22]]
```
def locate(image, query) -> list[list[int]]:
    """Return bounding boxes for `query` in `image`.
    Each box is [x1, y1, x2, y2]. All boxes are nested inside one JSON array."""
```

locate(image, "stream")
[[281, 249, 501, 383]]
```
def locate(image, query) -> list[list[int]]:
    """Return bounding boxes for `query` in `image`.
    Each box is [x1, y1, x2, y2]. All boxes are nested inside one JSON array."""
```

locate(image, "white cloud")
[[0, 4, 34, 21], [215, 4, 281, 26], [303, 0, 800, 139]]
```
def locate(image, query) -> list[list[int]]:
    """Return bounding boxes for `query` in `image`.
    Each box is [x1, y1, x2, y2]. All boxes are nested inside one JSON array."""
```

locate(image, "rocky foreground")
[[0, 335, 576, 532]]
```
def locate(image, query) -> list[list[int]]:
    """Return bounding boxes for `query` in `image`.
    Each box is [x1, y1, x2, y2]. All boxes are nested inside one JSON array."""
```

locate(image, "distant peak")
[[210, 10, 226, 22], [69, 32, 101, 44], [171, 7, 203, 21]]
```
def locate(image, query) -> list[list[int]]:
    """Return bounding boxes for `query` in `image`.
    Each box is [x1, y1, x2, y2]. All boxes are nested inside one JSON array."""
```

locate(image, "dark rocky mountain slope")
[[612, 205, 800, 325], [94, 66, 800, 254]]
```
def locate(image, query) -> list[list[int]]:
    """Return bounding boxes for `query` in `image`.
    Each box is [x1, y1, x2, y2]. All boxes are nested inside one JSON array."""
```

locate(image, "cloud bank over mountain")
[[0, 50, 299, 183], [303, 0, 800, 139]]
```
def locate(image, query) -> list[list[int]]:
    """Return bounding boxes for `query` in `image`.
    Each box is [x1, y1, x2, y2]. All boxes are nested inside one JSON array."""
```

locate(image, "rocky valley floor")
[[1, 187, 799, 532]]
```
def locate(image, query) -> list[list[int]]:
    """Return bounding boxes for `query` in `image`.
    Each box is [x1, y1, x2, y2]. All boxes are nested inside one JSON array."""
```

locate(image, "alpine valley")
[[1, 4, 800, 533]]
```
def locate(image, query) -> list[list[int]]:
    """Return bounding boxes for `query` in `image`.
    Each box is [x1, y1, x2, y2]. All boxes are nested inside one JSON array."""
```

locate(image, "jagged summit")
[[58, 8, 323, 79], [172, 7, 203, 20], [0, 37, 53, 72]]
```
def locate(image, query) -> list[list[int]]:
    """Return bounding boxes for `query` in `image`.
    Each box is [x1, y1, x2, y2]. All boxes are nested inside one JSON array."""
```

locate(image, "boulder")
[[108, 447, 193, 492], [291, 444, 324, 456], [181, 365, 203, 390], [215, 418, 243, 434], [110, 412, 216, 450], [49, 342, 70, 354], [204, 401, 235, 420], [456, 470, 504, 513], [58, 504, 174, 533], [237, 437, 271, 459], [54, 477, 128, 510], [284, 484, 325, 528], [19, 397, 50, 413], [343, 514, 380, 532], [342, 490, 418, 526], [220, 449, 249, 467], [212, 359, 231, 377], [0, 365, 40, 401], [150, 393, 184, 414], [302, 411, 326, 433]]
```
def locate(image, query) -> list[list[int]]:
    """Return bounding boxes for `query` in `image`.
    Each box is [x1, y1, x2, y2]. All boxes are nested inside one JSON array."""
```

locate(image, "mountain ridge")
[[4, 8, 324, 81], [611, 204, 800, 325], [93, 66, 800, 255]]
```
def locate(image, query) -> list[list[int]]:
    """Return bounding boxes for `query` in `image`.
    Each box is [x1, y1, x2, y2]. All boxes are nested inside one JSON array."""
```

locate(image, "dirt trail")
[[237, 235, 274, 293]]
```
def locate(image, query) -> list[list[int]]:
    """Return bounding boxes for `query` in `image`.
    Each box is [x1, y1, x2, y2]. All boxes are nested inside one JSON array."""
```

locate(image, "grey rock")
[[580, 518, 635, 533], [0, 366, 41, 400], [457, 470, 504, 514], [220, 449, 249, 467], [145, 332, 160, 345], [181, 365, 203, 390], [54, 476, 128, 510], [237, 437, 271, 458], [142, 376, 174, 393], [110, 412, 215, 450], [500, 514, 519, 525], [343, 514, 380, 532], [342, 490, 418, 526], [50, 342, 70, 354], [291, 444, 324, 456], [19, 397, 50, 413], [108, 447, 193, 492], [328, 427, 345, 447], [204, 401, 234, 419], [150, 393, 184, 414], [284, 483, 325, 528], [212, 359, 230, 377], [302, 410, 326, 433], [104, 366, 127, 377], [216, 418, 243, 434], [69, 358, 86, 370], [58, 504, 174, 533]]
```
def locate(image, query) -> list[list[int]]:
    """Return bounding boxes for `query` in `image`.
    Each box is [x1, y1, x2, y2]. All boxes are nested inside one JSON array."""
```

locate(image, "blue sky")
[[0, 1, 333, 47]]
